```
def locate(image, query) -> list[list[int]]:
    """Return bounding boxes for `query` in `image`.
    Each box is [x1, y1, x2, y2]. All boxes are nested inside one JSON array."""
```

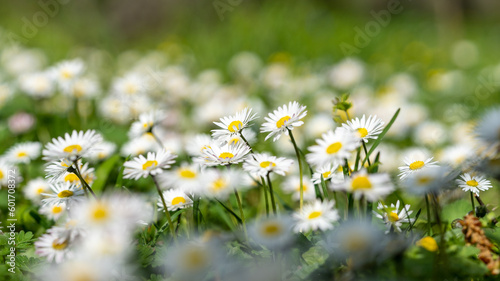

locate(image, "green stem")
[[239, 133, 253, 153], [320, 175, 329, 200], [261, 176, 270, 217], [288, 129, 304, 211], [266, 173, 277, 215], [234, 189, 248, 240], [425, 193, 432, 235], [150, 130, 164, 148], [470, 191, 475, 216], [152, 175, 177, 242], [362, 142, 371, 167], [348, 193, 354, 220]]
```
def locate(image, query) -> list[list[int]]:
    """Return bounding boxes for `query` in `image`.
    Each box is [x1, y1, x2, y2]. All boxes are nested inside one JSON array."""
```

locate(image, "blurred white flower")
[[292, 199, 339, 232]]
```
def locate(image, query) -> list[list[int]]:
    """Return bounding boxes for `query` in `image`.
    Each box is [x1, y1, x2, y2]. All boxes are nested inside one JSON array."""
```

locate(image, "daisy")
[[88, 141, 117, 162], [23, 177, 51, 204], [0, 160, 15, 187], [243, 153, 293, 177], [158, 189, 194, 212], [123, 149, 177, 180], [40, 203, 67, 221], [185, 134, 212, 157], [50, 59, 85, 85], [157, 163, 201, 192], [306, 128, 361, 167], [400, 166, 452, 195], [222, 129, 257, 146], [4, 142, 41, 164], [164, 241, 217, 277], [398, 149, 438, 179], [475, 108, 500, 147], [331, 169, 394, 201], [456, 173, 492, 195], [35, 229, 73, 263], [61, 76, 100, 99], [312, 163, 344, 185], [120, 135, 159, 157], [373, 200, 414, 233], [200, 141, 250, 166], [60, 162, 95, 188], [292, 199, 339, 232], [248, 215, 294, 250], [41, 182, 85, 207], [111, 73, 147, 97], [45, 158, 75, 183], [261, 101, 307, 141], [200, 169, 247, 200], [42, 130, 103, 162], [128, 110, 165, 139], [211, 107, 258, 141], [282, 175, 316, 202], [18, 71, 55, 98], [341, 115, 384, 143]]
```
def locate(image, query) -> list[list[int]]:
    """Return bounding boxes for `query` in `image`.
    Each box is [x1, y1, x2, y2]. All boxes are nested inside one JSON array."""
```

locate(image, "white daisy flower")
[[50, 59, 85, 85], [373, 200, 414, 233], [41, 182, 85, 207], [35, 229, 73, 263], [185, 134, 212, 157], [23, 177, 51, 204], [341, 115, 384, 143], [42, 130, 103, 162], [61, 76, 100, 99], [18, 71, 55, 98], [222, 128, 257, 146], [158, 189, 194, 212], [200, 141, 250, 166], [398, 149, 438, 179], [111, 73, 147, 97], [306, 128, 361, 167], [45, 158, 74, 183], [120, 135, 159, 157], [88, 141, 117, 162], [243, 153, 293, 177], [439, 144, 475, 168], [164, 241, 218, 277], [157, 163, 201, 192], [200, 168, 248, 200], [0, 160, 14, 187], [248, 215, 294, 250], [312, 164, 344, 185], [40, 203, 67, 221], [123, 149, 177, 180], [282, 175, 316, 202], [331, 169, 394, 202], [211, 107, 258, 141], [400, 166, 452, 195], [475, 108, 500, 147], [128, 110, 165, 139], [4, 141, 41, 164], [456, 173, 492, 195], [292, 199, 339, 232], [260, 101, 307, 141], [59, 162, 95, 188]]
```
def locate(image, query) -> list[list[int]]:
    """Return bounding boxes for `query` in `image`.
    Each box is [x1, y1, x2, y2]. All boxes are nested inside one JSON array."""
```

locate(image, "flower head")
[[200, 141, 250, 166], [306, 128, 361, 167], [261, 101, 307, 141], [158, 189, 194, 212], [4, 142, 41, 164], [456, 173, 492, 195], [42, 130, 103, 162], [211, 107, 258, 141], [398, 149, 438, 179], [293, 199, 339, 232], [248, 215, 294, 250], [331, 169, 394, 202], [243, 153, 293, 177], [373, 200, 414, 233], [123, 149, 177, 180], [128, 110, 165, 139], [41, 182, 85, 207], [341, 114, 384, 143]]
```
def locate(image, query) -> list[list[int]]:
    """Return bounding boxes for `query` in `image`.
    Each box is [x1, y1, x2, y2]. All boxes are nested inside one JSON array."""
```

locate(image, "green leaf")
[[363, 108, 400, 166], [215, 199, 242, 224], [91, 154, 121, 193], [441, 199, 470, 223]]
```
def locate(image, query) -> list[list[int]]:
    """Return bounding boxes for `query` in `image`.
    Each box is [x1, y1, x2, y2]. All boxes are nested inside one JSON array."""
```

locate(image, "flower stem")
[[266, 173, 278, 215], [152, 175, 177, 243], [150, 130, 164, 148], [234, 189, 248, 240], [288, 129, 304, 211], [425, 193, 432, 235], [362, 142, 371, 167], [239, 134, 253, 153], [470, 191, 476, 216], [261, 176, 270, 217], [70, 164, 97, 199]]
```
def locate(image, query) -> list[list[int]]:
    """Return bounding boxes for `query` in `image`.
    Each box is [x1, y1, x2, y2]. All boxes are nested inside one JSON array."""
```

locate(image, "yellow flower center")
[[211, 178, 227, 191], [52, 206, 63, 214], [466, 180, 479, 187], [91, 204, 108, 221], [417, 176, 433, 185], [172, 196, 186, 205], [276, 116, 291, 128], [142, 160, 158, 170], [0, 170, 3, 179], [260, 161, 276, 168], [36, 187, 45, 194], [295, 184, 308, 192], [64, 173, 79, 183], [389, 212, 399, 222], [125, 84, 137, 94], [57, 190, 74, 198], [351, 176, 372, 190], [183, 248, 208, 270], [61, 161, 70, 167], [227, 120, 243, 132], [52, 240, 68, 250], [61, 70, 72, 79], [357, 128, 368, 138], [63, 144, 82, 153], [218, 152, 234, 159], [179, 168, 196, 179], [409, 161, 425, 170], [229, 138, 240, 145], [262, 223, 282, 236], [322, 171, 331, 178], [417, 236, 438, 252], [17, 151, 28, 158], [308, 211, 322, 220], [326, 142, 342, 154]]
